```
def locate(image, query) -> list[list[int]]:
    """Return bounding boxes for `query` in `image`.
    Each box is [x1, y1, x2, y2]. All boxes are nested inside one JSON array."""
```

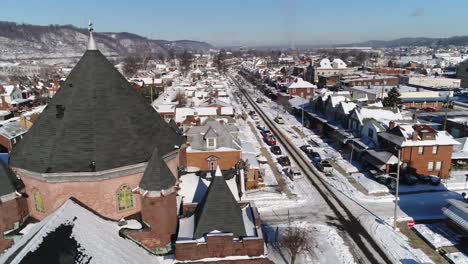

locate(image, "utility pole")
[[393, 147, 401, 230], [443, 92, 450, 130], [151, 78, 154, 103]]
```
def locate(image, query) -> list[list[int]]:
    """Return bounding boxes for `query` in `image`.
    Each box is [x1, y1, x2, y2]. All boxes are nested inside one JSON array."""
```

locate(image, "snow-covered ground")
[[263, 222, 356, 264], [413, 223, 462, 248]]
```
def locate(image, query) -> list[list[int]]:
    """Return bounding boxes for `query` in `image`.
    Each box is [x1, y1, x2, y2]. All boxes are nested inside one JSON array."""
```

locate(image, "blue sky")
[[1, 0, 466, 46]]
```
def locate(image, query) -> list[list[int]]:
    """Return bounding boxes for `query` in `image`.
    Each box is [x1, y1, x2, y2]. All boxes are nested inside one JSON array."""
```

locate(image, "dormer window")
[[207, 137, 216, 149]]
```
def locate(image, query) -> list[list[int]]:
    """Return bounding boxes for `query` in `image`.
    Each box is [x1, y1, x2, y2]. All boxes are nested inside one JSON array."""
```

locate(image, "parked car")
[[402, 174, 418, 185], [375, 174, 393, 186], [270, 145, 282, 155], [418, 175, 431, 184], [315, 160, 334, 175], [256, 98, 264, 103], [261, 130, 273, 138], [251, 114, 259, 120], [274, 116, 285, 124], [248, 110, 256, 116], [264, 135, 276, 146], [277, 156, 291, 166], [285, 167, 302, 180], [256, 124, 266, 131], [429, 175, 441, 185], [310, 152, 322, 162], [422, 107, 437, 112], [300, 144, 314, 155]]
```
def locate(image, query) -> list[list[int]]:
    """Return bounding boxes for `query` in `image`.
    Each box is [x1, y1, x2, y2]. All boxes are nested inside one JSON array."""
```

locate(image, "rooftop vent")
[[56, 105, 65, 119]]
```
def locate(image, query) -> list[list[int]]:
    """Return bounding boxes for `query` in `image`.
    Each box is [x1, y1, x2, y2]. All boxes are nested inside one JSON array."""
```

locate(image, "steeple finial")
[[87, 19, 97, 50]]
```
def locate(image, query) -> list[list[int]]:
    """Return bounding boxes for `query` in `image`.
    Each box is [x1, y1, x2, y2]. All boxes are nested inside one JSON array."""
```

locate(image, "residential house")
[[379, 123, 459, 178], [185, 119, 241, 171], [445, 117, 468, 138], [286, 77, 317, 99], [310, 58, 357, 83], [348, 107, 404, 136], [334, 101, 357, 129], [324, 95, 349, 121], [0, 118, 28, 153]]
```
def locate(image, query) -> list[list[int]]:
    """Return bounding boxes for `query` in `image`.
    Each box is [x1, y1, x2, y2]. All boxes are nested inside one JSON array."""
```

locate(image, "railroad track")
[[231, 75, 392, 264]]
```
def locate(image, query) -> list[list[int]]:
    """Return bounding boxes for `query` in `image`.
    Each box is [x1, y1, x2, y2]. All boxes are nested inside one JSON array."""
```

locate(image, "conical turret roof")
[[193, 167, 246, 239], [10, 50, 184, 173]]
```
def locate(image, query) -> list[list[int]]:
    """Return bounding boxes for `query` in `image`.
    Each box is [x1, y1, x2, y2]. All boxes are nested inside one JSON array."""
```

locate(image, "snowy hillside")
[[0, 21, 213, 60]]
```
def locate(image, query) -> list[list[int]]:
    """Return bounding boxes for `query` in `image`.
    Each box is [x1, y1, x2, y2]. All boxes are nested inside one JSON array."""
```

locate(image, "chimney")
[[412, 131, 419, 141], [389, 121, 396, 129]]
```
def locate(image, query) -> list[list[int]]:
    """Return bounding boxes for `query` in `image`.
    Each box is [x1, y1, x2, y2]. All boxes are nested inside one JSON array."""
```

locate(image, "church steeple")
[[87, 19, 97, 50]]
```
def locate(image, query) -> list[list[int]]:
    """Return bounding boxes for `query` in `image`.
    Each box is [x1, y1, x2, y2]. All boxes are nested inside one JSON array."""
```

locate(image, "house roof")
[[10, 50, 184, 173], [287, 78, 316, 89], [139, 147, 176, 192], [186, 120, 240, 151], [0, 199, 159, 264], [379, 125, 460, 147], [442, 199, 468, 232], [193, 167, 246, 239], [0, 118, 28, 139]]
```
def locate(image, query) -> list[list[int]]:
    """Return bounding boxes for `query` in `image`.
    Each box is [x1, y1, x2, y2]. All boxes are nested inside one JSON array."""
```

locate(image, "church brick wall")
[[19, 172, 144, 221]]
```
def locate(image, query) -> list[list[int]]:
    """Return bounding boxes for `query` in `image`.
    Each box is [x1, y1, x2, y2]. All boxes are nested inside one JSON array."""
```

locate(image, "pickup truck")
[[285, 167, 302, 180]]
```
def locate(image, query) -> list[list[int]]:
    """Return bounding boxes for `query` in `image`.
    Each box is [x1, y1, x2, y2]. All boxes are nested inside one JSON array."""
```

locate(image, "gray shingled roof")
[[0, 161, 21, 196], [186, 120, 240, 151], [140, 147, 176, 191], [10, 50, 184, 173], [193, 168, 246, 239]]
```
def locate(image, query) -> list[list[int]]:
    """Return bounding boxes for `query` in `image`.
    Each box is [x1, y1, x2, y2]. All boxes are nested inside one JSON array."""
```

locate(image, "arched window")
[[117, 186, 133, 211], [33, 189, 44, 213]]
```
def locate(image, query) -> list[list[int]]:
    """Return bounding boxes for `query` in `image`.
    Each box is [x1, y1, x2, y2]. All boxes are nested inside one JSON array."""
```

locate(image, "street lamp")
[[393, 146, 401, 230]]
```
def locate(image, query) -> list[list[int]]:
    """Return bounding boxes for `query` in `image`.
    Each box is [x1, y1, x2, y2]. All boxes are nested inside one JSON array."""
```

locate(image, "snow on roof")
[[178, 173, 240, 203], [0, 199, 159, 264], [175, 108, 195, 123], [152, 103, 176, 113], [332, 58, 347, 69], [0, 118, 28, 139], [319, 58, 332, 69], [340, 101, 357, 114], [2, 85, 16, 95], [195, 107, 218, 116], [220, 106, 234, 115], [329, 95, 348, 108], [357, 108, 404, 124], [288, 78, 316, 89], [382, 125, 460, 147]]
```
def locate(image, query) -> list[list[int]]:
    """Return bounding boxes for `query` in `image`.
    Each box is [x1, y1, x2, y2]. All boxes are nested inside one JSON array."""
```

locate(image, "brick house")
[[286, 77, 317, 99], [176, 167, 269, 263], [341, 76, 399, 88], [0, 161, 28, 253], [185, 119, 241, 171], [379, 123, 459, 178]]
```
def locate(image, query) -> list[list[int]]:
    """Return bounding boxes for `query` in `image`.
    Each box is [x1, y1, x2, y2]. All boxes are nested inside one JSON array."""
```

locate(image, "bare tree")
[[123, 54, 141, 77], [280, 220, 311, 264], [174, 92, 187, 107], [179, 50, 193, 76]]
